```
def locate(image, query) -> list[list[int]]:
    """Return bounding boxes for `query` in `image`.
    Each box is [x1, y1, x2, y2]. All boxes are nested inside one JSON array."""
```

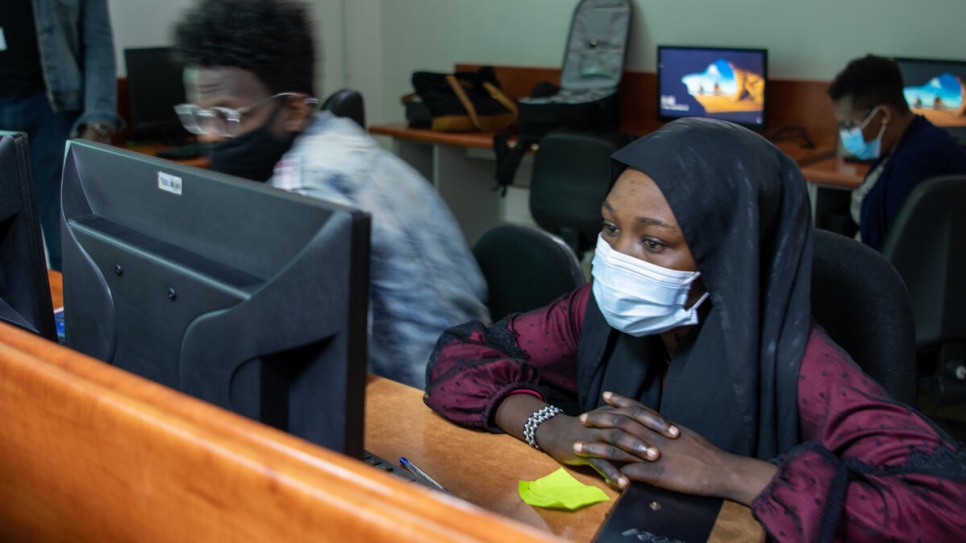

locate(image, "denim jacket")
[[32, 0, 121, 134], [271, 113, 491, 388]]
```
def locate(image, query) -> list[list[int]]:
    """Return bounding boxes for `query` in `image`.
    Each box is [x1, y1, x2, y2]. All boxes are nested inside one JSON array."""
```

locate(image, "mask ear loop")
[[686, 291, 711, 311], [873, 109, 890, 142]]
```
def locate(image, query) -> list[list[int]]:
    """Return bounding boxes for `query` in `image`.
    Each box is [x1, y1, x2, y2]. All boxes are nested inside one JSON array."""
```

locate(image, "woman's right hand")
[[494, 393, 679, 486], [504, 400, 676, 486]]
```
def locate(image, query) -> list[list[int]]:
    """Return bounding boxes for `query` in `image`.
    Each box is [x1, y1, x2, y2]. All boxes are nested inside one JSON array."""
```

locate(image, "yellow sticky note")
[[519, 468, 610, 510]]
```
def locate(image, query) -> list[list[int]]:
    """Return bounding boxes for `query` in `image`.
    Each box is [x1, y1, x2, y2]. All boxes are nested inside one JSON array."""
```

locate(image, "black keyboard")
[[362, 450, 441, 491]]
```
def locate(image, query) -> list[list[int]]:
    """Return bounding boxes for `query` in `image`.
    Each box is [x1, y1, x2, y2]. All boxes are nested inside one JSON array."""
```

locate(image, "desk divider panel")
[[0, 322, 564, 543]]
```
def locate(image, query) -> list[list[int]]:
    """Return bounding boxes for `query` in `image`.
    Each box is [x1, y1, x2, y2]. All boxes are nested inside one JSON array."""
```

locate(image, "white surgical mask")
[[591, 234, 710, 336], [839, 106, 888, 161]]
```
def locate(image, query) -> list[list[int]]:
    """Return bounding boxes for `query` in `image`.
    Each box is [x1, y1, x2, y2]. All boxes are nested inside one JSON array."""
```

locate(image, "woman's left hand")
[[575, 392, 777, 505]]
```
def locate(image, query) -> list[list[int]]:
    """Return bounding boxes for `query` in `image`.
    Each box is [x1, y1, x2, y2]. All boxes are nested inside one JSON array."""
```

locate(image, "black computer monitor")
[[0, 131, 56, 341], [124, 47, 189, 141], [894, 56, 966, 143], [60, 140, 371, 456], [657, 46, 768, 129]]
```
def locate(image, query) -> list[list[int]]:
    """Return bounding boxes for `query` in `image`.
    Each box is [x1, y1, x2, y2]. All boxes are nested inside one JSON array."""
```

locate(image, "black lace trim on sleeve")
[[481, 318, 528, 361], [898, 444, 966, 479]]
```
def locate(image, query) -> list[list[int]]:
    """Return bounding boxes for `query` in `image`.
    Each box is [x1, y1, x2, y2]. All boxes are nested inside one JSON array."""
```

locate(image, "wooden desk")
[[365, 377, 763, 543], [48, 269, 62, 309], [30, 271, 763, 542], [370, 122, 514, 150], [372, 65, 867, 242]]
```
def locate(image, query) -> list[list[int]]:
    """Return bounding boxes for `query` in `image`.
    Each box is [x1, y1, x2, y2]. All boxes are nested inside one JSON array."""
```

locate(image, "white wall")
[[354, 0, 966, 125], [107, 0, 194, 74], [107, 0, 344, 101], [107, 0, 966, 127]]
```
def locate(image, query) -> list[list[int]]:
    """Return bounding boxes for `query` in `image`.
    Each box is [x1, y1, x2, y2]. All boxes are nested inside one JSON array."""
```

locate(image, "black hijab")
[[585, 118, 813, 460]]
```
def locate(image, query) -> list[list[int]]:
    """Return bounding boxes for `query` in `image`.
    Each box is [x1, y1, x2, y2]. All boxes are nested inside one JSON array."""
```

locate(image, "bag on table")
[[402, 66, 518, 133]]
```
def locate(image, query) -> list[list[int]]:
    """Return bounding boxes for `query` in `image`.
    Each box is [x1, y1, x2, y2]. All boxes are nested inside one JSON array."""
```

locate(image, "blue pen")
[[399, 457, 449, 493]]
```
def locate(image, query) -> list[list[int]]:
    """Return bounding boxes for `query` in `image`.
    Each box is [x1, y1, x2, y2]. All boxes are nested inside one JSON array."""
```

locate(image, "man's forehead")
[[832, 95, 861, 120], [183, 66, 269, 104]]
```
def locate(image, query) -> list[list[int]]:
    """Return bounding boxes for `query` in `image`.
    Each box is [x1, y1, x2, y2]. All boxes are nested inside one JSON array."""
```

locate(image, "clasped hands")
[[535, 391, 776, 506]]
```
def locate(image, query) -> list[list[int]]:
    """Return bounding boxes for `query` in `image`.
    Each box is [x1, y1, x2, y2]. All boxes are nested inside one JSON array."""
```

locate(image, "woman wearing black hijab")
[[424, 118, 965, 541]]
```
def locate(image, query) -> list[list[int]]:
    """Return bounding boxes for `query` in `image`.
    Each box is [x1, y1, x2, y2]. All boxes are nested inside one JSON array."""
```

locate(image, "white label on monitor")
[[157, 171, 183, 195]]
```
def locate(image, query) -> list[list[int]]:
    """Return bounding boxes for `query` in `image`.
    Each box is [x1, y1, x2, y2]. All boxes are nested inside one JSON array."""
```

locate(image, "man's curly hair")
[[828, 55, 909, 114], [173, 0, 316, 97]]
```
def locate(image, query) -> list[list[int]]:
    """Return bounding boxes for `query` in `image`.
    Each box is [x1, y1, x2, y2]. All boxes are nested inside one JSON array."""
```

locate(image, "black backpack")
[[494, 0, 632, 193]]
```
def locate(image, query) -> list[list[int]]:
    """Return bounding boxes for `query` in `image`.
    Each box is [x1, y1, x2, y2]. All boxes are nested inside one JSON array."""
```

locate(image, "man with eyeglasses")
[[172, 0, 489, 389], [828, 55, 966, 251]]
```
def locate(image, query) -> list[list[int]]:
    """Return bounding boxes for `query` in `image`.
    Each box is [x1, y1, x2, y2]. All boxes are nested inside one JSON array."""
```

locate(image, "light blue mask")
[[839, 106, 888, 161], [591, 236, 710, 336]]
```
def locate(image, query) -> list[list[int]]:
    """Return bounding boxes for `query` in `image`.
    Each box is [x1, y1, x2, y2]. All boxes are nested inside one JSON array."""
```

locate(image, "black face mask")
[[208, 114, 297, 182]]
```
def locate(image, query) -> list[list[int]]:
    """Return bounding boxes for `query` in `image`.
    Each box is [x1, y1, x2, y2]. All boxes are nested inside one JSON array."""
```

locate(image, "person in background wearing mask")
[[0, 0, 122, 271], [828, 55, 966, 251], [425, 118, 966, 543], [172, 0, 489, 389]]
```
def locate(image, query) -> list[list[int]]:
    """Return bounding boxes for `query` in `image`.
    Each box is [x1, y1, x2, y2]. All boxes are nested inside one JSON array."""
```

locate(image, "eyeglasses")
[[837, 106, 882, 131], [174, 93, 318, 138]]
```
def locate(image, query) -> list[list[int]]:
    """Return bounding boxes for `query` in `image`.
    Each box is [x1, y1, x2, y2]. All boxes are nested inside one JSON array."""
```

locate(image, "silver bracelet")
[[523, 405, 564, 450]]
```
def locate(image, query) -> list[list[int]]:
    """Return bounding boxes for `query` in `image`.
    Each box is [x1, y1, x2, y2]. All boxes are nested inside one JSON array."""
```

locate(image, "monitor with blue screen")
[[894, 56, 966, 142], [658, 46, 768, 129], [60, 140, 370, 456]]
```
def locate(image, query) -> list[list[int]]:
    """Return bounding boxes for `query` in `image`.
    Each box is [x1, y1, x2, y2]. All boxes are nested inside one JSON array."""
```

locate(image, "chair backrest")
[[811, 229, 918, 406], [321, 89, 366, 128], [528, 131, 621, 260], [472, 224, 586, 322], [881, 174, 966, 350]]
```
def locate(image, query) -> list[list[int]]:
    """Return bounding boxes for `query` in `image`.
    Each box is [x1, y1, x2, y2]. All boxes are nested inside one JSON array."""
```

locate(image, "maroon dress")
[[424, 285, 966, 542]]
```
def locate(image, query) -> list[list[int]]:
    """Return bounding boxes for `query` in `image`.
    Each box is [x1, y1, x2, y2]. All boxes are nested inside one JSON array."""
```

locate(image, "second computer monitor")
[[61, 140, 371, 456], [0, 131, 56, 341], [895, 56, 966, 143], [124, 47, 189, 141], [658, 46, 768, 129]]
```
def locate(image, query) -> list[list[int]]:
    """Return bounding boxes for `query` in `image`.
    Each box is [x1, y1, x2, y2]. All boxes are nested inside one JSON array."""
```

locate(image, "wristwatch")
[[85, 122, 115, 137]]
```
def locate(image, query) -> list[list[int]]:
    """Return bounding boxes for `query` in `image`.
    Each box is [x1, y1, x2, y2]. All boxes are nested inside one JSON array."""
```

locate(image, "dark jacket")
[[860, 116, 966, 250]]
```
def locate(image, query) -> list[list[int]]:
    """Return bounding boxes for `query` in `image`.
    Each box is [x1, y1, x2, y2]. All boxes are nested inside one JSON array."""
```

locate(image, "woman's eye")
[[601, 223, 618, 235], [642, 238, 666, 252]]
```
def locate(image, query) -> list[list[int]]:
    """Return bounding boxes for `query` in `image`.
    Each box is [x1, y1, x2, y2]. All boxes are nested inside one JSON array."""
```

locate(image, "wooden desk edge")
[[369, 122, 518, 150], [0, 322, 564, 543]]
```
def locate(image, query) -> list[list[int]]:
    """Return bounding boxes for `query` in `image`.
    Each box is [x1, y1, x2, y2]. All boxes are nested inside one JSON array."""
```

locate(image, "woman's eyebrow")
[[602, 200, 677, 231], [637, 217, 676, 230]]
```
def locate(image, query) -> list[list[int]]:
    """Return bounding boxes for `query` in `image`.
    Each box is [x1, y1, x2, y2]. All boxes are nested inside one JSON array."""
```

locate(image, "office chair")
[[472, 224, 586, 322], [811, 229, 917, 406], [881, 174, 966, 405], [321, 89, 366, 128], [528, 130, 622, 261]]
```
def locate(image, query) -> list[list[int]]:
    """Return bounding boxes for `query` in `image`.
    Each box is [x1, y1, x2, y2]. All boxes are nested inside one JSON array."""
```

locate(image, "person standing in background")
[[0, 0, 122, 271]]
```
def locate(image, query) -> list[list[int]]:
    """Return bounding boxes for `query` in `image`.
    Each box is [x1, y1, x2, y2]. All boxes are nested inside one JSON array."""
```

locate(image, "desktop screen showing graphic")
[[895, 57, 966, 140], [658, 46, 768, 128]]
